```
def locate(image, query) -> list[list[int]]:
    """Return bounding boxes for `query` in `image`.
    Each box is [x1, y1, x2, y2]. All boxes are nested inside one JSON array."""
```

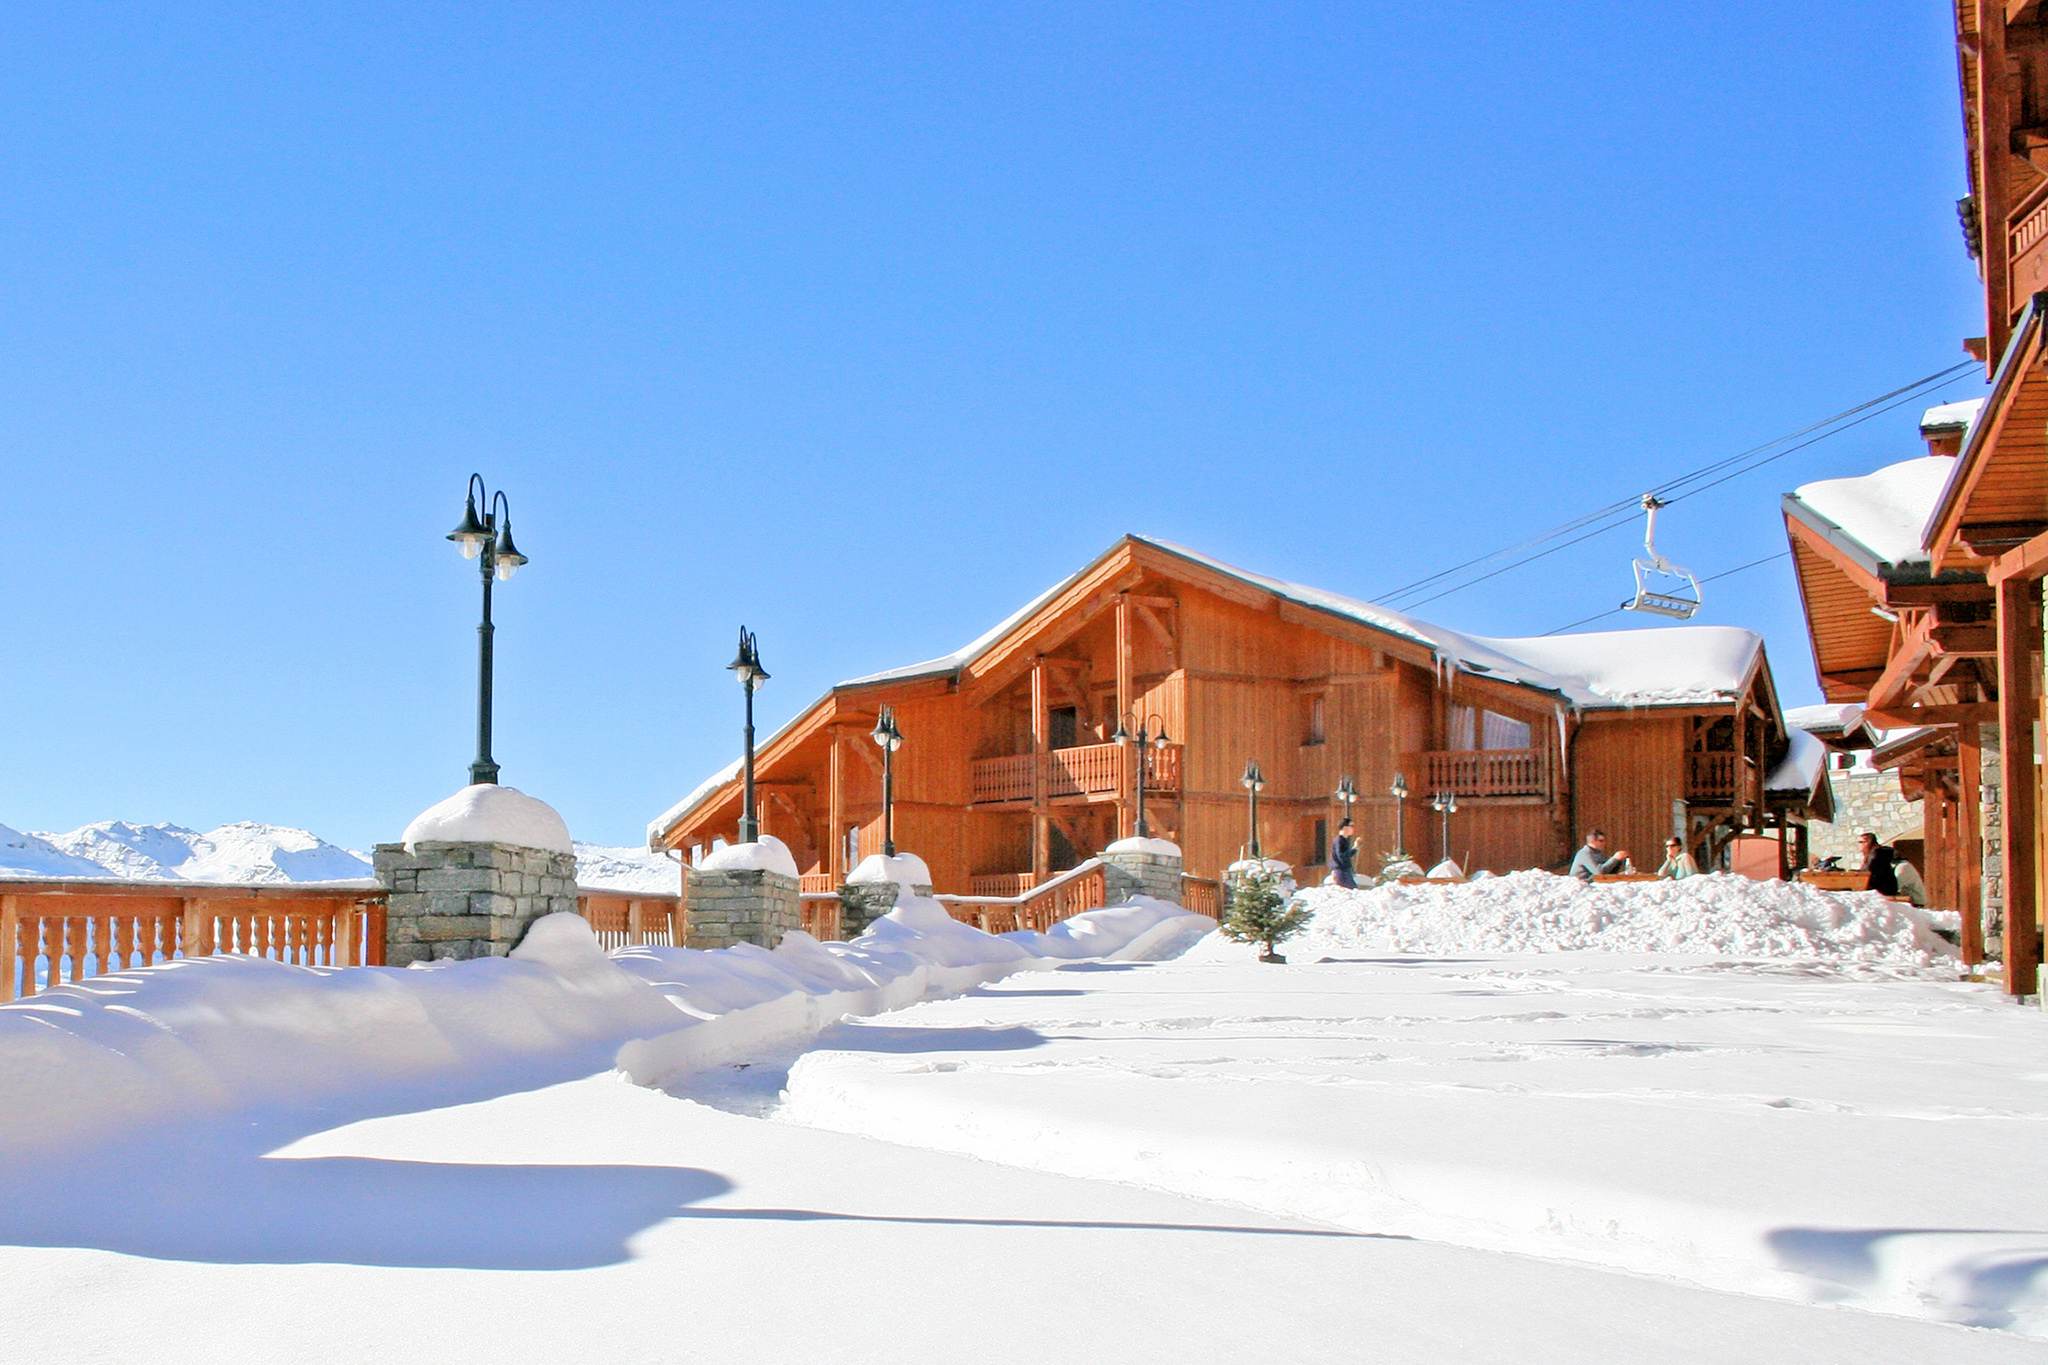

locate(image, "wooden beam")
[[1959, 522, 2048, 556], [1981, 0, 2014, 362], [1962, 730, 1986, 964], [1032, 656, 1050, 880], [1989, 526, 2048, 584], [1998, 575, 2040, 995], [1115, 593, 1134, 839], [1865, 611, 1938, 711], [1862, 703, 2002, 727], [1882, 582, 1994, 606]]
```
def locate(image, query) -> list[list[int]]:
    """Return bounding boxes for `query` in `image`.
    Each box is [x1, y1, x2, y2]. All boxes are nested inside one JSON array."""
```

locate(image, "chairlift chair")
[[1623, 494, 1701, 620]]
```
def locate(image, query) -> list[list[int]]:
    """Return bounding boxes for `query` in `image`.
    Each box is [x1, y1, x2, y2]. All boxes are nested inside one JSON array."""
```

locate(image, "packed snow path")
[[0, 1075, 2033, 1364], [746, 939, 2048, 1338]]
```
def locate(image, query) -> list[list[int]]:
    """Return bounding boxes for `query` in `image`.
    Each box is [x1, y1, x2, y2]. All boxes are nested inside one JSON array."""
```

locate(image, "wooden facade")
[[653, 539, 1811, 889], [1785, 2, 2048, 995]]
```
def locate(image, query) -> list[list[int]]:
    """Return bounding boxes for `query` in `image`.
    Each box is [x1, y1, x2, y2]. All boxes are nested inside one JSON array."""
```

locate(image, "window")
[[1834, 752, 1855, 771], [1481, 711, 1532, 750], [1448, 704, 1477, 751], [1312, 818, 1328, 865], [1304, 695, 1326, 746], [844, 825, 861, 873], [1049, 706, 1078, 751]]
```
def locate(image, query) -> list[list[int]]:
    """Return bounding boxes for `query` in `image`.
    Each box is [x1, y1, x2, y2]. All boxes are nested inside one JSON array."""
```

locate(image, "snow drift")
[[1285, 871, 1956, 965], [0, 893, 1212, 1154]]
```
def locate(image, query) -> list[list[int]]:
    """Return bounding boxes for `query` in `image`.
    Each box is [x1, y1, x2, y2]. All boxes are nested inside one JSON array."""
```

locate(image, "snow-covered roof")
[[1783, 702, 1864, 735], [1784, 456, 1953, 573], [1764, 727, 1828, 796], [648, 537, 1775, 844], [1919, 397, 1985, 434], [1467, 626, 1762, 709]]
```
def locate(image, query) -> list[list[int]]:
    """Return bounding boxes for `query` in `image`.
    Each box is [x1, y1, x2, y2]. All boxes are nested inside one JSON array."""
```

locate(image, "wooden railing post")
[[330, 897, 354, 968], [183, 897, 213, 961], [1, 894, 17, 1003], [628, 899, 645, 946]]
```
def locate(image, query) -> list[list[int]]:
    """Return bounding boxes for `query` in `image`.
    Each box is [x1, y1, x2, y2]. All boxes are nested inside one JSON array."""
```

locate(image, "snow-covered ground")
[[0, 815, 681, 892], [2, 874, 2043, 1360]]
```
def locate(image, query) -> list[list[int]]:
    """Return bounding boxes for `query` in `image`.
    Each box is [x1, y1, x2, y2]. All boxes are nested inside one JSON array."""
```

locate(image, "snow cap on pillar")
[[401, 784, 574, 855]]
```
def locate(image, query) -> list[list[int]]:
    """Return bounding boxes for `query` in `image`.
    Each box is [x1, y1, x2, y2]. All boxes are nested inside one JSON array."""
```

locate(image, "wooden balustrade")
[[1407, 748, 1547, 798], [798, 873, 837, 895], [2, 881, 385, 1001], [970, 872, 1041, 898], [2012, 182, 2048, 312], [940, 862, 1108, 934], [970, 743, 1183, 805], [575, 893, 681, 951], [1179, 876, 1222, 918]]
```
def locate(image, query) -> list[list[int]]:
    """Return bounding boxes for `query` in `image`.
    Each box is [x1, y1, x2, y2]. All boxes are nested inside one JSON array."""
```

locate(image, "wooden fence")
[[2, 880, 386, 1001], [937, 861, 1108, 934], [799, 894, 844, 941], [575, 892, 681, 951], [1180, 875, 1223, 918]]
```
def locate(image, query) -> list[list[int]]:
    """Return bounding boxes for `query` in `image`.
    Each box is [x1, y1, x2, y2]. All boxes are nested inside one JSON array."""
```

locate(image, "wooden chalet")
[[649, 538, 1815, 894], [1778, 1, 2048, 995]]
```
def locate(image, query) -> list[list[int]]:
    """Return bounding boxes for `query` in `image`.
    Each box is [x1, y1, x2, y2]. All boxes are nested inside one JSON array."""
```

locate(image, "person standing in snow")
[[1856, 830, 1899, 897], [1331, 819, 1359, 889], [1656, 837, 1699, 880], [1570, 829, 1629, 881]]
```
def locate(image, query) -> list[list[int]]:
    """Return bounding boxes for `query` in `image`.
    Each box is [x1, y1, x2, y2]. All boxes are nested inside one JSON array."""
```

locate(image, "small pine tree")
[[1221, 867, 1313, 963]]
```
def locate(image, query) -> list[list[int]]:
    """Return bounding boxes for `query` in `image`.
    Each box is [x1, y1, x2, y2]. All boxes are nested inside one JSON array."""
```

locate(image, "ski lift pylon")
[[1623, 494, 1701, 620]]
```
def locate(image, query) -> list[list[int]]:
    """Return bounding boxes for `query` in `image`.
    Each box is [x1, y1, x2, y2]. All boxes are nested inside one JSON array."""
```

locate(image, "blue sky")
[[0, 2, 1987, 850]]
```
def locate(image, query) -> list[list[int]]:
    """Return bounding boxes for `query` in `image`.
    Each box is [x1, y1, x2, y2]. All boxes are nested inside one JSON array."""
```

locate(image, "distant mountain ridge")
[[0, 819, 679, 893]]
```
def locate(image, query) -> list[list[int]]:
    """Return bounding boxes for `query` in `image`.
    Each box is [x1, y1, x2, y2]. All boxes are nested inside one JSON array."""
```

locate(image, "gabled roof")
[[649, 536, 1777, 846]]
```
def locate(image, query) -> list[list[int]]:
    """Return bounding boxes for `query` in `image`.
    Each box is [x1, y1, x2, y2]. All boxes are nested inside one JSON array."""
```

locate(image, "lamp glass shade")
[[1109, 718, 1132, 746], [447, 494, 490, 556]]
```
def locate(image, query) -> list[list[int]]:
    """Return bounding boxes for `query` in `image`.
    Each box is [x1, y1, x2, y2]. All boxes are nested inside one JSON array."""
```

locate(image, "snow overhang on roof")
[[1783, 701, 1876, 749], [1764, 727, 1828, 797], [1919, 396, 1985, 436], [1781, 456, 1956, 582]]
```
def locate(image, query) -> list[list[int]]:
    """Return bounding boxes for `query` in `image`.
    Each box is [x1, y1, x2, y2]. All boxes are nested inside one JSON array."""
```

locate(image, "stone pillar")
[[684, 866, 800, 950], [374, 841, 580, 967], [1982, 721, 2006, 955], [1102, 844, 1184, 904], [838, 881, 902, 938]]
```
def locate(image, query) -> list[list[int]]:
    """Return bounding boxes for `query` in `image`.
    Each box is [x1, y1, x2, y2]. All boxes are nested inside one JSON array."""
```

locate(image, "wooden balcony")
[[970, 743, 1183, 806], [1686, 752, 1758, 808], [2013, 183, 2048, 316], [1407, 747, 1548, 798]]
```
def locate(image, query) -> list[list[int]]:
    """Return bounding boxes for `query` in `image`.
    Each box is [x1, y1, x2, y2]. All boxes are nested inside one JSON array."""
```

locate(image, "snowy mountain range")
[[0, 820, 679, 893]]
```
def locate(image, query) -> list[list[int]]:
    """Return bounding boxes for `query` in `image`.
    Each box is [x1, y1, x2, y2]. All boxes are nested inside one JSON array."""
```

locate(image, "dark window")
[[1048, 822, 1079, 872], [1049, 706, 1079, 751], [1304, 695, 1326, 746], [1312, 818, 1328, 865]]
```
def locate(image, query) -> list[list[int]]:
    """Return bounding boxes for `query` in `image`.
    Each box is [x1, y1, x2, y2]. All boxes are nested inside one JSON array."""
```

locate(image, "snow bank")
[[1279, 871, 1955, 964], [402, 785, 573, 856], [698, 835, 801, 879], [0, 893, 1214, 1153], [846, 851, 932, 889]]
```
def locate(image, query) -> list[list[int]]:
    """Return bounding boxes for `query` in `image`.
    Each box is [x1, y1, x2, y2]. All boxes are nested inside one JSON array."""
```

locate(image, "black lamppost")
[[1389, 772, 1410, 859], [871, 705, 903, 856], [1431, 790, 1460, 862], [728, 628, 769, 844], [446, 475, 528, 786], [1110, 711, 1170, 839], [1335, 775, 1358, 823], [1242, 759, 1266, 858]]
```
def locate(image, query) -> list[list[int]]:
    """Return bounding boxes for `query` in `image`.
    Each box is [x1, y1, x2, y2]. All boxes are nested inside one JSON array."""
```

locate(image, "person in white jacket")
[[1656, 837, 1699, 880]]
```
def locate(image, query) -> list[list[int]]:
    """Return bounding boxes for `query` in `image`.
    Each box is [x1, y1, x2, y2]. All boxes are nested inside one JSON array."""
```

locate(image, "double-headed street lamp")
[[727, 628, 769, 844], [446, 475, 529, 786], [871, 705, 904, 856], [1241, 759, 1266, 859], [1389, 772, 1411, 859], [1431, 790, 1460, 863], [1110, 711, 1170, 839], [1335, 775, 1358, 822]]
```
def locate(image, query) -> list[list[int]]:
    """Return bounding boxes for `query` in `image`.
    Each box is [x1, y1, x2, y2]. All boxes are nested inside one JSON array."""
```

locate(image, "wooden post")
[[1998, 577, 2040, 995], [628, 899, 645, 946], [1979, 0, 2014, 360], [1032, 656, 1051, 881], [182, 895, 214, 961], [1115, 593, 1134, 839], [828, 732, 845, 880], [330, 897, 354, 968], [1961, 731, 1986, 964], [0, 894, 17, 1003]]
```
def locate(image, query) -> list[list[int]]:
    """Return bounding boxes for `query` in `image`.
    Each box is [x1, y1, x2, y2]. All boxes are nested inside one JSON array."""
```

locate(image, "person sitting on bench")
[[1570, 829, 1630, 881]]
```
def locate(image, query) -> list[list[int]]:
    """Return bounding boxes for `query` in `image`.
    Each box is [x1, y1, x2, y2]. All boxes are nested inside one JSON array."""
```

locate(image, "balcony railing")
[[970, 743, 1183, 805], [1686, 752, 1758, 807], [1407, 747, 1548, 798]]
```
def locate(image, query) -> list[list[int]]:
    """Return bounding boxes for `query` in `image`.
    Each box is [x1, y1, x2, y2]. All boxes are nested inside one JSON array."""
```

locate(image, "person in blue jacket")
[[1331, 818, 1359, 889]]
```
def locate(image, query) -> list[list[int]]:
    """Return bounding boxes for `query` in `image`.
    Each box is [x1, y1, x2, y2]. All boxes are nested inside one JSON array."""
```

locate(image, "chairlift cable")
[[1371, 361, 1978, 608], [1538, 551, 1792, 636], [1386, 372, 1975, 613]]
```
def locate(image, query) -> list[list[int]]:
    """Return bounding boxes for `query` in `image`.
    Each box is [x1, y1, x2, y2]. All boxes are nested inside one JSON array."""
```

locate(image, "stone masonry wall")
[[685, 867, 800, 950], [374, 840, 579, 968], [1806, 770, 1916, 866], [1102, 849, 1183, 905], [1981, 722, 2005, 954]]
